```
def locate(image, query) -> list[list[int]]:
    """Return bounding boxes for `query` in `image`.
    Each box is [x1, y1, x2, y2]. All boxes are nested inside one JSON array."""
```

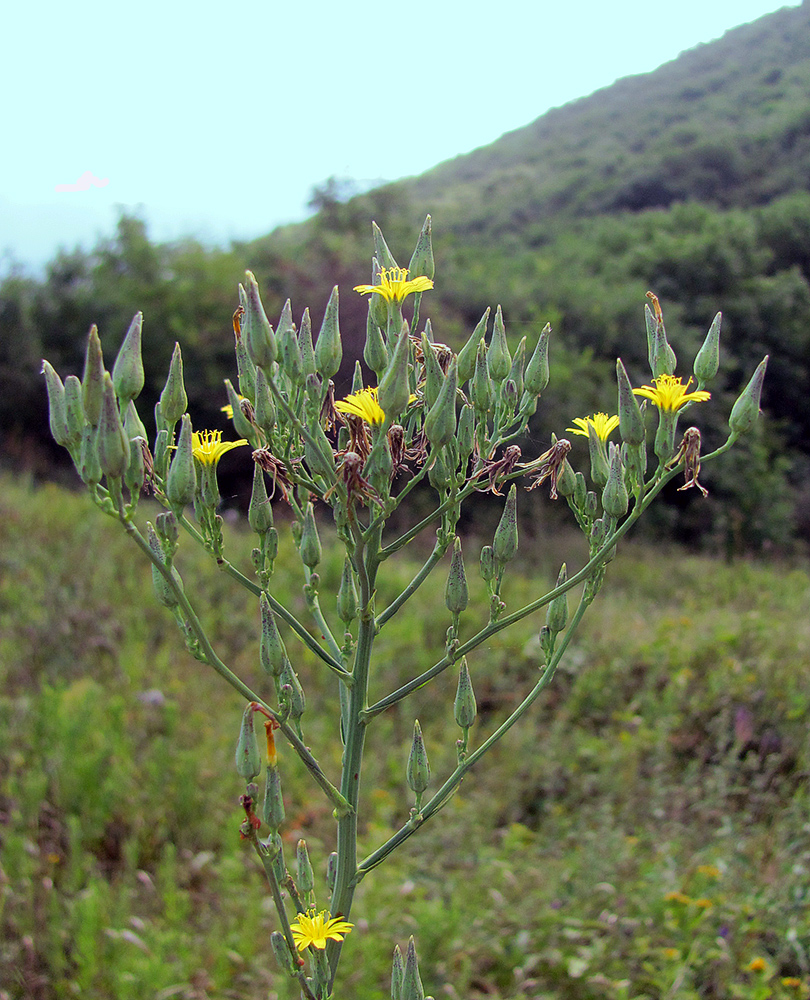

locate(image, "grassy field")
[[1, 473, 809, 1000]]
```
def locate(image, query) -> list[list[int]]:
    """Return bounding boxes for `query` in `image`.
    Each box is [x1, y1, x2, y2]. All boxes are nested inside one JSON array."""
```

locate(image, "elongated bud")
[[236, 704, 261, 780], [166, 414, 197, 508], [262, 761, 285, 832], [504, 337, 526, 401], [402, 937, 425, 1000], [42, 360, 69, 446], [97, 373, 130, 479], [296, 839, 315, 894], [424, 357, 457, 449], [378, 320, 411, 425], [645, 300, 677, 378], [524, 323, 551, 396], [406, 720, 430, 795], [271, 932, 295, 976], [315, 285, 342, 378], [421, 333, 445, 410], [602, 442, 629, 518], [487, 305, 511, 382], [277, 299, 304, 384], [249, 463, 274, 534], [244, 271, 277, 369], [124, 435, 146, 499], [408, 214, 434, 280], [81, 325, 105, 426], [587, 423, 610, 488], [64, 375, 85, 445], [616, 358, 645, 446], [304, 419, 336, 482], [327, 852, 338, 891], [391, 945, 405, 1000], [693, 312, 721, 385], [471, 342, 492, 414], [160, 343, 188, 425], [367, 258, 389, 330], [260, 595, 287, 676], [337, 557, 359, 623], [556, 451, 577, 498], [298, 308, 317, 379], [492, 485, 518, 565], [364, 309, 389, 375], [156, 510, 179, 551], [427, 447, 452, 492], [224, 378, 255, 442], [124, 400, 148, 443], [479, 544, 495, 583], [457, 309, 490, 383], [254, 366, 276, 438], [457, 404, 475, 464], [112, 312, 144, 404], [454, 657, 476, 730], [729, 356, 768, 436], [372, 221, 398, 269], [235, 322, 257, 406], [279, 658, 306, 723], [546, 564, 568, 634], [445, 537, 469, 615], [298, 503, 322, 569], [147, 521, 183, 608]]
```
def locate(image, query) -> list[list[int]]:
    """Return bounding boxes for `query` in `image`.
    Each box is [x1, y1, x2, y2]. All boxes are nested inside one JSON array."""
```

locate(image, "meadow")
[[1, 472, 809, 1000]]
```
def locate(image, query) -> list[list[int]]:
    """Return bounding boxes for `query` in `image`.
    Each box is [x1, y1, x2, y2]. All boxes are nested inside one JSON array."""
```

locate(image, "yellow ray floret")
[[191, 429, 249, 466], [566, 413, 620, 441], [335, 387, 386, 425], [289, 910, 354, 951], [354, 267, 433, 304], [633, 374, 711, 413]]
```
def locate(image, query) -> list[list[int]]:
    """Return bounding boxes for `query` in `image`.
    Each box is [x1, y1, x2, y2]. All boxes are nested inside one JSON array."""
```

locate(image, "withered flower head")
[[521, 439, 572, 499], [667, 426, 708, 497], [252, 447, 296, 502], [328, 451, 378, 507], [472, 444, 523, 494]]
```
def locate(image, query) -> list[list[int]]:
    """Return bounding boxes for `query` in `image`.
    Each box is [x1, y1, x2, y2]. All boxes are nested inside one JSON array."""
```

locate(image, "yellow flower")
[[191, 430, 249, 465], [221, 396, 247, 420], [696, 864, 721, 879], [354, 266, 433, 304], [566, 413, 620, 441], [289, 910, 354, 951], [664, 891, 692, 905], [335, 387, 386, 425], [748, 957, 768, 973], [633, 374, 711, 412]]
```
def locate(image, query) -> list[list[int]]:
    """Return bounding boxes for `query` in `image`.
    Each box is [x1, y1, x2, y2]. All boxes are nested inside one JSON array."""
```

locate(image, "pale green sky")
[[0, 0, 801, 270]]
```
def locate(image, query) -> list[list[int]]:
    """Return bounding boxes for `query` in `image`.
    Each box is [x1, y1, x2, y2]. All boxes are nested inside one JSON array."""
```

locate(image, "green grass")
[[1, 473, 809, 1000]]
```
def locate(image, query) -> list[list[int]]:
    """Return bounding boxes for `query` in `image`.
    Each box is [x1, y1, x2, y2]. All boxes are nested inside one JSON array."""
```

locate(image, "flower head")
[[191, 429, 248, 465], [633, 374, 710, 412], [354, 267, 433, 304], [566, 413, 620, 441], [335, 387, 386, 425], [289, 910, 354, 951]]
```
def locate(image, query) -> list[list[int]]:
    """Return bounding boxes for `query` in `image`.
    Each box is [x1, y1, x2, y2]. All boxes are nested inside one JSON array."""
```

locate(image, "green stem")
[[267, 374, 337, 488], [363, 460, 432, 540], [376, 539, 447, 629], [304, 566, 344, 665]]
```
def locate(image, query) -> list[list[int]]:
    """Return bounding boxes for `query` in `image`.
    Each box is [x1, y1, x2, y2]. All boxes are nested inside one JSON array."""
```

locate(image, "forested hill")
[[3, 3, 810, 550], [401, 1, 810, 231]]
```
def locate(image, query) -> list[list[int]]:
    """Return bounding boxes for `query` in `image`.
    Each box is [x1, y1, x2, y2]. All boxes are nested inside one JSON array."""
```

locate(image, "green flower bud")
[[500, 379, 519, 413], [243, 271, 278, 369], [262, 763, 285, 831], [402, 937, 425, 1000], [368, 258, 389, 331], [277, 299, 304, 384], [646, 302, 677, 378], [406, 720, 430, 796], [279, 657, 306, 723], [546, 563, 568, 634], [298, 308, 317, 379], [42, 360, 69, 446], [479, 545, 495, 583], [408, 214, 434, 280], [153, 427, 170, 480], [372, 221, 398, 270], [421, 333, 445, 410], [556, 455, 577, 498], [260, 594, 287, 677], [729, 356, 768, 437], [123, 400, 148, 443], [271, 932, 295, 976], [471, 342, 492, 414], [457, 404, 475, 464], [654, 410, 678, 462], [364, 309, 389, 375], [492, 485, 518, 565], [224, 378, 256, 442], [378, 320, 411, 426], [111, 312, 144, 404], [424, 357, 458, 449], [166, 414, 197, 509], [81, 324, 105, 427], [364, 435, 394, 497], [602, 442, 629, 518], [327, 852, 338, 891], [351, 360, 364, 394], [487, 305, 511, 382], [254, 366, 276, 439], [503, 337, 526, 401], [337, 557, 359, 623], [64, 375, 85, 445], [235, 313, 257, 405], [249, 463, 274, 534], [124, 435, 146, 499], [445, 537, 469, 615], [97, 373, 129, 480], [616, 358, 645, 446], [391, 945, 405, 1000], [428, 448, 453, 492], [693, 312, 721, 385], [147, 521, 183, 608], [524, 323, 551, 397], [574, 471, 588, 510], [587, 423, 610, 488], [457, 309, 490, 384], [268, 831, 286, 882], [299, 503, 322, 569], [296, 839, 315, 895], [454, 657, 477, 730], [156, 510, 179, 552], [315, 285, 342, 379], [159, 343, 188, 425], [235, 704, 261, 780], [304, 418, 336, 482]]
